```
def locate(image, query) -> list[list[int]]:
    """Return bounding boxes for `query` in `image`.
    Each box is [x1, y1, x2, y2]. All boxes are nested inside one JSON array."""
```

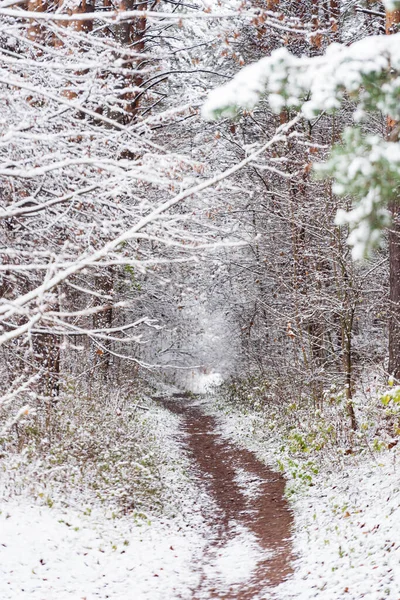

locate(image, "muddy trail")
[[159, 394, 293, 600]]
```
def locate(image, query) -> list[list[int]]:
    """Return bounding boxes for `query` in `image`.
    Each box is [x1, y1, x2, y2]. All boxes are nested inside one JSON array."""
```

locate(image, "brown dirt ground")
[[159, 396, 294, 599]]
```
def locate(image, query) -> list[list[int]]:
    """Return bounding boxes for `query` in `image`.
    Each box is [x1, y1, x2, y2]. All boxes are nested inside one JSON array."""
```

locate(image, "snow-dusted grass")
[[0, 496, 205, 600], [0, 394, 213, 600], [1, 385, 203, 517], [277, 452, 400, 599], [3, 375, 400, 599], [205, 387, 400, 600]]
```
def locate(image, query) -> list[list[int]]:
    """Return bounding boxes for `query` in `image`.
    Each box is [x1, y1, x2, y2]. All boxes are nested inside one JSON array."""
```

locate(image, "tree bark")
[[386, 8, 400, 34], [114, 0, 147, 121], [388, 204, 400, 379], [329, 0, 340, 41], [93, 270, 114, 380], [27, 0, 48, 44], [386, 8, 400, 380]]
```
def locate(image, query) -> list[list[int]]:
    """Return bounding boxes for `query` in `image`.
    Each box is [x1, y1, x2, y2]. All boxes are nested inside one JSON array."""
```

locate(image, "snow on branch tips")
[[202, 32, 400, 260]]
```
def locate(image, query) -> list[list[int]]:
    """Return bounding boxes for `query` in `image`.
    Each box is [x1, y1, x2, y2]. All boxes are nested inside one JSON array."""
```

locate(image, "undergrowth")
[[0, 379, 177, 518], [213, 373, 399, 495]]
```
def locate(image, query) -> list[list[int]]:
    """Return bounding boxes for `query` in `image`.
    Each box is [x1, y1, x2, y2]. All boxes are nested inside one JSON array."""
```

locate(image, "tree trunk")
[[389, 204, 400, 379], [386, 8, 400, 380], [114, 0, 147, 121], [93, 269, 114, 380], [27, 0, 48, 44], [329, 0, 340, 41], [342, 309, 357, 430], [386, 8, 400, 34]]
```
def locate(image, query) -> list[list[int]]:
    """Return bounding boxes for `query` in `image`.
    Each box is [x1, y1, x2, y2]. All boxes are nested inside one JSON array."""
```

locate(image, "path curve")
[[160, 395, 293, 599]]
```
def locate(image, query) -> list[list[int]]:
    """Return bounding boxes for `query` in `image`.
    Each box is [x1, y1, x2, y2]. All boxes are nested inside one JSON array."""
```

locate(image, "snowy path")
[[209, 398, 400, 599], [0, 395, 293, 600], [159, 394, 293, 599]]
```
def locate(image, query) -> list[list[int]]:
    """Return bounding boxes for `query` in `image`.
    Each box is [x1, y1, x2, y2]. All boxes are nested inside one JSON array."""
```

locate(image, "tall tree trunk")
[[114, 0, 147, 121], [25, 0, 61, 404], [386, 8, 400, 380], [329, 0, 340, 41], [388, 205, 400, 379], [93, 270, 114, 380], [386, 7, 400, 34], [54, 0, 95, 95], [27, 0, 48, 44]]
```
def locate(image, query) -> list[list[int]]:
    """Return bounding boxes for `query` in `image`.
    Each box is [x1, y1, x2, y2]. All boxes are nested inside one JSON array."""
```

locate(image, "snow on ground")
[[206, 395, 400, 600], [277, 452, 400, 599], [234, 467, 265, 500], [0, 399, 210, 600], [0, 497, 205, 600], [4, 377, 399, 600], [0, 487, 270, 600], [0, 391, 268, 600], [202, 524, 269, 590]]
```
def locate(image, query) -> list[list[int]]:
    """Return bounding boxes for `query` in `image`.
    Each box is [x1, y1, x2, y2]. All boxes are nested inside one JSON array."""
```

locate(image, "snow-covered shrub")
[[0, 382, 173, 516], [214, 374, 398, 493]]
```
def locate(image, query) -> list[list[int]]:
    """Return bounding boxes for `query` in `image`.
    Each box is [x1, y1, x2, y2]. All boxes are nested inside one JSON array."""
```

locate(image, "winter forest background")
[[2, 0, 399, 438], [2, 1, 400, 594]]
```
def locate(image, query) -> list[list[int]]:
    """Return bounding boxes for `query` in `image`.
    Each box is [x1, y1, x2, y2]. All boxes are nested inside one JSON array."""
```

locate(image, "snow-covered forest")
[[2, 0, 400, 598]]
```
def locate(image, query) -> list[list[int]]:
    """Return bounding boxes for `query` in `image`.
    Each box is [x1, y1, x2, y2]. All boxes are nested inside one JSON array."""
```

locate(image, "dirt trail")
[[160, 395, 293, 599]]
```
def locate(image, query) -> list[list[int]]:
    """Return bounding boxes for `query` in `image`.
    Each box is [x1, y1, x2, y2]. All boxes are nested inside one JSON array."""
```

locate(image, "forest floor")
[[0, 392, 292, 600], [207, 392, 400, 600], [1, 390, 400, 599], [157, 394, 293, 599]]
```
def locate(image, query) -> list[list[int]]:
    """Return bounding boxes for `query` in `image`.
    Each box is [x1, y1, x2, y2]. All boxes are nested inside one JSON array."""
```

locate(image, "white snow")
[[277, 452, 400, 599], [0, 392, 271, 600], [206, 396, 400, 600], [4, 388, 400, 599], [234, 467, 264, 500], [0, 498, 205, 600], [202, 524, 269, 589], [203, 33, 400, 122]]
